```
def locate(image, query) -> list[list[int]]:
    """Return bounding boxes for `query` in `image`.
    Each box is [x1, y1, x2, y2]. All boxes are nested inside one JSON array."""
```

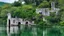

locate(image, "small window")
[[13, 20, 15, 23]]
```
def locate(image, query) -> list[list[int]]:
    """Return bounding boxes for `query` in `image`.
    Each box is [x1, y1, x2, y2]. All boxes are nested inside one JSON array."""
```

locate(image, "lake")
[[0, 25, 43, 36], [0, 25, 64, 36]]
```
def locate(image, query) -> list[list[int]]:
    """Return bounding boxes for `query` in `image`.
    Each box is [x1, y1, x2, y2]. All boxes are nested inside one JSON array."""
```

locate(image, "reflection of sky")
[[0, 0, 18, 3]]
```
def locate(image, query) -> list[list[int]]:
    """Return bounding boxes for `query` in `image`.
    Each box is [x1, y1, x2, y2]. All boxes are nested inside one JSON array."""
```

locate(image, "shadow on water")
[[2, 25, 64, 36], [2, 24, 64, 36], [1, 25, 64, 36], [0, 24, 43, 36], [0, 27, 7, 36], [21, 24, 43, 36], [43, 26, 64, 36]]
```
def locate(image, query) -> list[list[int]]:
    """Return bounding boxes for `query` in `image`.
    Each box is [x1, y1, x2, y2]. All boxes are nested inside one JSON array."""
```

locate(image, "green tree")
[[38, 1, 50, 8], [45, 12, 60, 25], [24, 0, 43, 6], [13, 1, 21, 7]]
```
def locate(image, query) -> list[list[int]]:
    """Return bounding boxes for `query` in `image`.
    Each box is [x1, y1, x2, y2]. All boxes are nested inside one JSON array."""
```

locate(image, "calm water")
[[1, 25, 64, 36], [0, 25, 43, 36], [43, 26, 64, 36]]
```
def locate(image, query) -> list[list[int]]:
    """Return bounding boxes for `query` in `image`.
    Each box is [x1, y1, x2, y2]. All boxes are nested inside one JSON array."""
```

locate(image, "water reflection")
[[1, 25, 43, 36], [43, 26, 64, 36], [0, 27, 7, 36], [2, 25, 64, 36]]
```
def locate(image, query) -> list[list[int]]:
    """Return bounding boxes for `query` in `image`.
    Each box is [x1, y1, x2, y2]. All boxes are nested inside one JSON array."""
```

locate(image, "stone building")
[[36, 2, 60, 21], [7, 13, 34, 26], [7, 13, 34, 36], [36, 2, 60, 16]]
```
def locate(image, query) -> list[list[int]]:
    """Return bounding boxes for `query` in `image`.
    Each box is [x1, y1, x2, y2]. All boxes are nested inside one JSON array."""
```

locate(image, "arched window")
[[25, 22, 28, 24], [18, 22, 21, 24]]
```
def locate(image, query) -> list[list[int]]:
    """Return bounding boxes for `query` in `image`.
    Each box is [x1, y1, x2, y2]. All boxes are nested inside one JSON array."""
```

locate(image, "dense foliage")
[[0, 0, 64, 26]]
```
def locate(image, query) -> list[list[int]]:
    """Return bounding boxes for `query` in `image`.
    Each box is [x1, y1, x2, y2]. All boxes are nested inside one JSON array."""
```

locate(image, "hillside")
[[0, 2, 8, 6]]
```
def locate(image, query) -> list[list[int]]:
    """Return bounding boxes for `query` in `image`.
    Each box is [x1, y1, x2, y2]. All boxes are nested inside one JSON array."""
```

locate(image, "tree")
[[11, 5, 36, 20], [13, 1, 21, 7], [24, 0, 43, 6], [45, 12, 61, 25], [38, 1, 50, 8], [60, 21, 64, 25]]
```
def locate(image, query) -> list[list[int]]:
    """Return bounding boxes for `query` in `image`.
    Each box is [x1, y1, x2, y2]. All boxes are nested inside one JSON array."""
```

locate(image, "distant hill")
[[0, 2, 9, 6]]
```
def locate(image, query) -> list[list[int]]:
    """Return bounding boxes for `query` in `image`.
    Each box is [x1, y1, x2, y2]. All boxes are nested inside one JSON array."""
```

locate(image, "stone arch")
[[25, 22, 28, 25]]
